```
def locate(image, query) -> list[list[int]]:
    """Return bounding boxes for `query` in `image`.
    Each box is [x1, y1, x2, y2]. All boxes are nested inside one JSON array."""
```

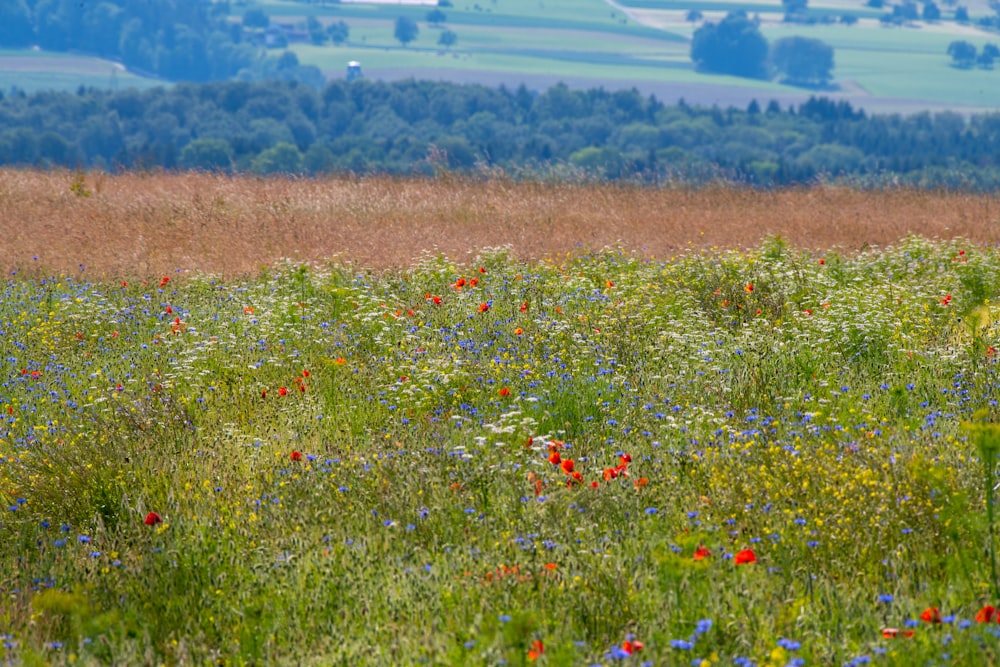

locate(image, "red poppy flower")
[[527, 639, 544, 661], [560, 459, 575, 474], [520, 301, 528, 312], [432, 296, 442, 305], [278, 387, 288, 396], [498, 387, 511, 397], [302, 369, 310, 377], [470, 278, 479, 288], [920, 607, 942, 623], [623, 640, 643, 654], [976, 605, 996, 623], [620, 453, 632, 464], [633, 477, 648, 488], [694, 545, 712, 561], [548, 451, 561, 466], [144, 511, 162, 526], [745, 283, 754, 293], [603, 467, 618, 481], [159, 277, 169, 288], [261, 390, 267, 399], [819, 258, 825, 265], [514, 327, 524, 335], [165, 306, 173, 314], [734, 548, 757, 565], [454, 278, 466, 289], [606, 280, 614, 288], [478, 267, 486, 273], [478, 303, 490, 313], [290, 451, 302, 462]]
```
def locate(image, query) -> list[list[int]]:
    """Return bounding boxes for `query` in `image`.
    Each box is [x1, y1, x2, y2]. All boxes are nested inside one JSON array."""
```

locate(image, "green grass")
[[0, 50, 164, 93], [2, 236, 1000, 664]]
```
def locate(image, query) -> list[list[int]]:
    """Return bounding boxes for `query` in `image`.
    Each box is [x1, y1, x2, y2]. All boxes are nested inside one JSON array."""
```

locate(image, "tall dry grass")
[[2, 169, 999, 277]]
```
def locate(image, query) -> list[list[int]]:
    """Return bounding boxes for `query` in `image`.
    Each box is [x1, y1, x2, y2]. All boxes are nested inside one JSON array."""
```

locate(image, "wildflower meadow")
[[2, 235, 1000, 666]]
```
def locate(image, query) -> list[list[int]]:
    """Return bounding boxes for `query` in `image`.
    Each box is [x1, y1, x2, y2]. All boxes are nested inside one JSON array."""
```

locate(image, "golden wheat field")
[[3, 169, 1000, 276]]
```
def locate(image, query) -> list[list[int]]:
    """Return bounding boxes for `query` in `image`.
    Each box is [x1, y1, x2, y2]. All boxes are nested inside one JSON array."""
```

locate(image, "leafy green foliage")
[[438, 29, 458, 48], [771, 36, 835, 86], [949, 40, 978, 68], [394, 16, 419, 47], [4, 78, 1000, 186], [690, 11, 769, 79]]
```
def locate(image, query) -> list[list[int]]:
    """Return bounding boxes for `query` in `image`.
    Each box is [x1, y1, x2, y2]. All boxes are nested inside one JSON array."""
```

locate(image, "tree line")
[[2, 77, 1000, 187], [0, 0, 322, 85]]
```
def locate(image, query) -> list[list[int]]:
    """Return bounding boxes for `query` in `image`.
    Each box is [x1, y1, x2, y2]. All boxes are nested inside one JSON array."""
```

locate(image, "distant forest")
[[0, 0, 323, 85], [2, 77, 1000, 187]]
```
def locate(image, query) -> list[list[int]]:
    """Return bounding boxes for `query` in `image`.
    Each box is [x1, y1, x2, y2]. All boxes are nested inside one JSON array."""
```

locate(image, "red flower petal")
[[976, 605, 996, 623]]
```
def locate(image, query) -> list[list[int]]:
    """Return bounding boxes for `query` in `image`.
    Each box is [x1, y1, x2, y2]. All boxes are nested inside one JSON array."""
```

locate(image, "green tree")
[[327, 20, 349, 45], [308, 16, 328, 45], [690, 12, 769, 79], [252, 142, 303, 174], [782, 0, 808, 19], [438, 29, 457, 48], [955, 6, 969, 20], [770, 36, 835, 86], [894, 1, 920, 19], [923, 1, 942, 20], [394, 16, 419, 47], [179, 138, 233, 170], [948, 40, 977, 67], [427, 8, 447, 25], [303, 143, 335, 173], [0, 128, 39, 164], [243, 9, 270, 29], [686, 9, 703, 22], [0, 0, 34, 47]]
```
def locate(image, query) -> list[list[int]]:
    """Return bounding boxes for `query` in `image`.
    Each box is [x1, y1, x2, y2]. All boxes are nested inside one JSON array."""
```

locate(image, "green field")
[[0, 50, 163, 93], [4, 236, 1000, 664], [5, 0, 1000, 111], [262, 0, 1000, 110]]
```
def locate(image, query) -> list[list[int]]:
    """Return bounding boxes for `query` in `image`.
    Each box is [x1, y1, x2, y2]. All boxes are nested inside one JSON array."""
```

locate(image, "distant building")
[[347, 61, 363, 81], [250, 24, 309, 48]]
